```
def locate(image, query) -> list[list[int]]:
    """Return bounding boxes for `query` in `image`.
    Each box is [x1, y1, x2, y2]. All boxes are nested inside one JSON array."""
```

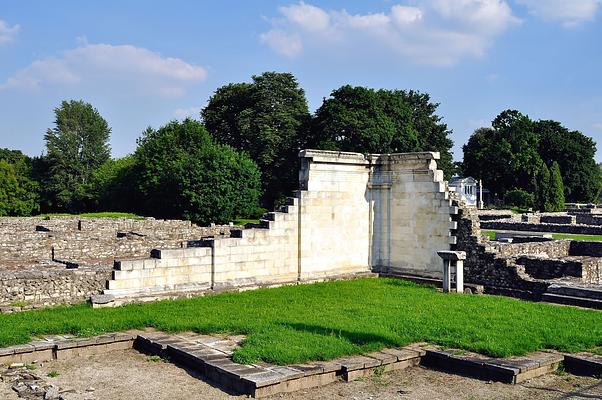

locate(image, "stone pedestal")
[[436, 251, 466, 293]]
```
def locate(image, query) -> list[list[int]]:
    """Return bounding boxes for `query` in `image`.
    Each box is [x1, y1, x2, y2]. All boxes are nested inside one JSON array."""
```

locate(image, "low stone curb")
[[0, 332, 136, 365], [564, 353, 602, 377], [421, 348, 564, 384], [135, 333, 424, 398], [0, 332, 598, 398]]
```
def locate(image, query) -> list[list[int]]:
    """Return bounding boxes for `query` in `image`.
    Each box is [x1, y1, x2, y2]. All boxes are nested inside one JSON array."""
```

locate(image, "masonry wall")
[[0, 266, 112, 309], [378, 154, 454, 278], [104, 149, 455, 299]]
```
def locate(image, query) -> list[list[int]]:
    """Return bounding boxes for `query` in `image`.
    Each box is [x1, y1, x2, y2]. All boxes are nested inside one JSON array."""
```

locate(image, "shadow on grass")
[[280, 322, 400, 348]]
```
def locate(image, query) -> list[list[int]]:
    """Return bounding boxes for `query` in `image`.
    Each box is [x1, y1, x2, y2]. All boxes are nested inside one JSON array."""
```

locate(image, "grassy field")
[[482, 230, 602, 242], [35, 212, 145, 220], [0, 278, 601, 365]]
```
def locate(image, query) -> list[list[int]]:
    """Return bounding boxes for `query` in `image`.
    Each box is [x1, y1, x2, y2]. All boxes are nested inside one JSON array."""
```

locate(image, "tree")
[[548, 161, 565, 211], [461, 127, 514, 198], [134, 119, 261, 224], [534, 162, 551, 212], [43, 100, 111, 212], [310, 85, 455, 178], [84, 156, 139, 212], [535, 120, 601, 203], [463, 110, 601, 203], [0, 160, 39, 216], [202, 72, 310, 206]]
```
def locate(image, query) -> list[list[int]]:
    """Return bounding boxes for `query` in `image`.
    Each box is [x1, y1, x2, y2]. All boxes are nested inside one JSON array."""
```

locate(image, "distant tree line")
[[1, 73, 599, 221], [0, 72, 455, 222], [461, 110, 601, 210]]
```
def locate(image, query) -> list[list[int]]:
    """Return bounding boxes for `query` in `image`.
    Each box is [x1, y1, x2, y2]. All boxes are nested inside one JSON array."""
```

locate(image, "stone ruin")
[[103, 150, 456, 301], [478, 206, 602, 236], [1, 148, 601, 311], [0, 216, 234, 310]]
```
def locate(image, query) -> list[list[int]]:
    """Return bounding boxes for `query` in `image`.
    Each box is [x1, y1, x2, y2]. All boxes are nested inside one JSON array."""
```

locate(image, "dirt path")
[[1, 350, 600, 400]]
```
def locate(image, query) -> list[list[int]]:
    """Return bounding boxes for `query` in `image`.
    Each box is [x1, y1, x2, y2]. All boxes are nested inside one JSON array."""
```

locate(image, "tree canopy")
[[133, 119, 261, 223], [203, 72, 310, 206], [462, 110, 601, 203], [310, 85, 455, 178], [42, 100, 111, 212]]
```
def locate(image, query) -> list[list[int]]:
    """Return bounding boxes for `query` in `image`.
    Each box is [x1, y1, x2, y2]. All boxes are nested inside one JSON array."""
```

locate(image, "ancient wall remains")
[[0, 217, 235, 307], [0, 265, 112, 310], [104, 150, 456, 299]]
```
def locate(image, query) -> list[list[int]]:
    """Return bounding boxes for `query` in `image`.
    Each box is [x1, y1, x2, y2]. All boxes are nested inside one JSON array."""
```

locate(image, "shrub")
[[504, 189, 534, 209], [134, 119, 261, 224]]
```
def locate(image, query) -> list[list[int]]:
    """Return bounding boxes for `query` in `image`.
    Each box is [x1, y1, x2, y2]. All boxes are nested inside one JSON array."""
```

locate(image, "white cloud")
[[173, 106, 201, 119], [261, 1, 520, 65], [0, 43, 207, 96], [516, 0, 601, 27], [593, 122, 602, 130], [0, 19, 20, 45]]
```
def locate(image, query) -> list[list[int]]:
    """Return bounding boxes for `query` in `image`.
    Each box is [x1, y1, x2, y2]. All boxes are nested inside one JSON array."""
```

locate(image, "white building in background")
[[449, 176, 478, 206]]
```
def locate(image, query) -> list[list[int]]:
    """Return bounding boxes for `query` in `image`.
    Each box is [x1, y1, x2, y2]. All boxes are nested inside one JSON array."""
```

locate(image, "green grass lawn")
[[482, 230, 602, 242], [1, 278, 601, 365], [35, 212, 144, 220], [233, 218, 261, 225]]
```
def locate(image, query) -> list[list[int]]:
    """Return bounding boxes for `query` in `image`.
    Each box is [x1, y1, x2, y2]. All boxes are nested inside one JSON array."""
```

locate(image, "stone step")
[[421, 348, 563, 384], [546, 284, 602, 300], [564, 353, 602, 377], [541, 293, 602, 310]]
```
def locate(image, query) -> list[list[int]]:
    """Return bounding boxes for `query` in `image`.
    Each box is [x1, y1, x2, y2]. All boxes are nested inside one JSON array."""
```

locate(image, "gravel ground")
[[1, 350, 600, 400]]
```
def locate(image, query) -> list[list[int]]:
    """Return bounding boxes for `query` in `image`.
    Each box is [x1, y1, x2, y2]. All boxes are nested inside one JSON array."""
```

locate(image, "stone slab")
[[564, 353, 602, 377]]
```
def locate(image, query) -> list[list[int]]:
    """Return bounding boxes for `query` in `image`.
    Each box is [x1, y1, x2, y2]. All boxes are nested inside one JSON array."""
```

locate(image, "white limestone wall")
[[210, 213, 299, 288], [104, 149, 454, 298], [106, 247, 213, 296], [371, 153, 454, 277], [298, 151, 372, 280]]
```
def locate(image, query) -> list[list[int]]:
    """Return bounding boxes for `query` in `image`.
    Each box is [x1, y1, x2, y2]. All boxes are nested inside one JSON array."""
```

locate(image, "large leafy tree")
[[43, 100, 111, 212], [535, 120, 601, 203], [463, 110, 601, 203], [134, 119, 261, 224], [461, 127, 514, 198], [310, 85, 455, 178], [202, 72, 310, 206]]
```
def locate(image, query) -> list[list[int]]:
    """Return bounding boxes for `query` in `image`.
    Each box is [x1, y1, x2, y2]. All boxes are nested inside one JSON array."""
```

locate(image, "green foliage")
[[0, 159, 39, 216], [536, 120, 601, 203], [548, 161, 565, 211], [504, 189, 534, 209], [134, 119, 261, 224], [83, 156, 138, 212], [463, 110, 541, 198], [42, 100, 111, 213], [203, 72, 310, 206], [533, 161, 565, 212], [534, 162, 551, 211], [1, 279, 602, 365], [311, 86, 455, 179], [463, 110, 601, 203], [483, 230, 602, 242]]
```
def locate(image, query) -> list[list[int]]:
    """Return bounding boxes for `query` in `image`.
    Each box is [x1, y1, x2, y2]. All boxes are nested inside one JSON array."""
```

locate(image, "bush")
[[0, 160, 39, 216], [504, 189, 534, 209], [134, 119, 261, 224]]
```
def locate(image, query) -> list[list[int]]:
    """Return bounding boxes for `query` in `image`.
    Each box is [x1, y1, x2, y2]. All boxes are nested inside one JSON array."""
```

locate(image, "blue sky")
[[1, 0, 601, 162]]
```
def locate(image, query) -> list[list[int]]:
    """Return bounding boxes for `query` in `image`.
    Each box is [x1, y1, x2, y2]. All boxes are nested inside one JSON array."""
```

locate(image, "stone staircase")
[[103, 194, 302, 299]]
